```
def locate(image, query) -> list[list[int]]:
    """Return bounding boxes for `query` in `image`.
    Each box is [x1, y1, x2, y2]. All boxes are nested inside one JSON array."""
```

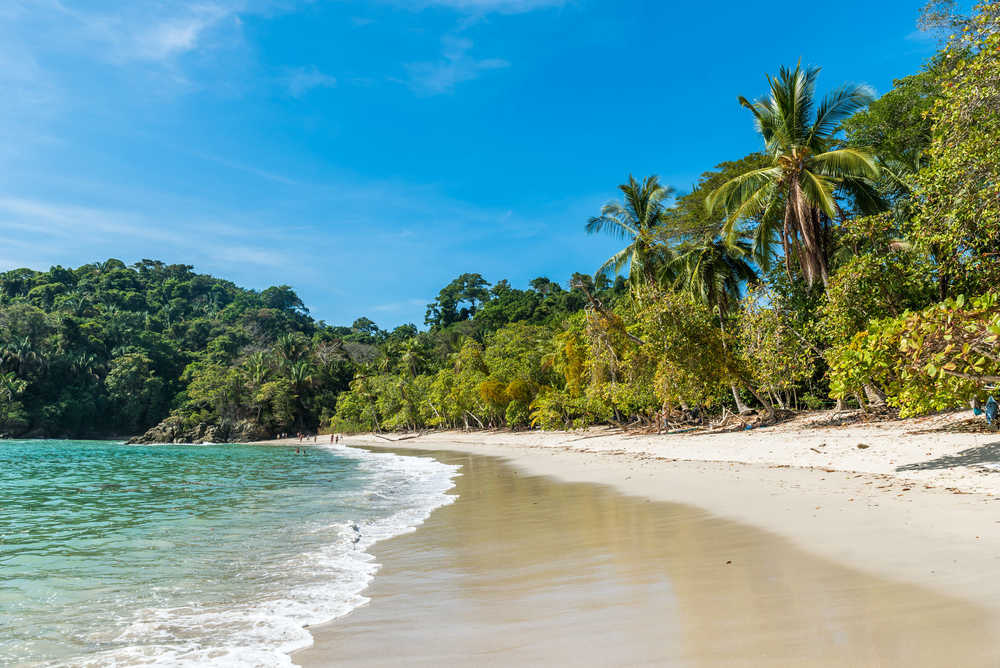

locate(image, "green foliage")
[[708, 63, 882, 287], [16, 16, 1000, 439], [910, 2, 1000, 295], [737, 288, 817, 396], [425, 273, 490, 329], [829, 294, 1000, 417], [0, 260, 352, 437], [821, 213, 937, 346]]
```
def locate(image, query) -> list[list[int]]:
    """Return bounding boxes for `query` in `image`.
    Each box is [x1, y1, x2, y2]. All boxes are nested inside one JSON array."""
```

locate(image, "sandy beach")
[[264, 410, 1000, 665]]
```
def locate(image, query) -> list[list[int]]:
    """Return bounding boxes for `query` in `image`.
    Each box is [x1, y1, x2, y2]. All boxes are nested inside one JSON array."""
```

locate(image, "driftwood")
[[373, 432, 424, 443], [560, 430, 623, 444]]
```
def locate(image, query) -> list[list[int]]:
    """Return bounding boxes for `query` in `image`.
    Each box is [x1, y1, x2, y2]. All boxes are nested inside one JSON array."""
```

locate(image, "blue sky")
[[1, 0, 945, 328]]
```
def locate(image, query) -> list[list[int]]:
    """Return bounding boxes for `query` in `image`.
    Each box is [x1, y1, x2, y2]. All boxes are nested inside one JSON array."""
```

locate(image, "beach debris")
[[725, 560, 732, 565], [857, 443, 870, 449], [810, 447, 822, 454]]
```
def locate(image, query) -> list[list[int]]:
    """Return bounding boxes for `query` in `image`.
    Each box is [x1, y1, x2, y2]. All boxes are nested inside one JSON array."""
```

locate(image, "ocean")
[[0, 440, 458, 667]]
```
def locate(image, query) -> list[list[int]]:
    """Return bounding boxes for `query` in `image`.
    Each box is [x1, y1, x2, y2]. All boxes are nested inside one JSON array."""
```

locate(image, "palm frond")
[[800, 170, 838, 219], [706, 166, 782, 215], [585, 213, 638, 240], [839, 176, 887, 216], [594, 244, 634, 280], [811, 148, 879, 180], [809, 83, 875, 146]]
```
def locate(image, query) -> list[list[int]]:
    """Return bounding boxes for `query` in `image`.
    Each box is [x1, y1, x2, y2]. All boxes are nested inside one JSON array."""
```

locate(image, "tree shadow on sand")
[[896, 442, 1000, 472]]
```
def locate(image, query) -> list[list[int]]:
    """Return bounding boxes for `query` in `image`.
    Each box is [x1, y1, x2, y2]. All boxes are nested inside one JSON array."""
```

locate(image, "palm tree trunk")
[[792, 181, 822, 286], [782, 202, 795, 280]]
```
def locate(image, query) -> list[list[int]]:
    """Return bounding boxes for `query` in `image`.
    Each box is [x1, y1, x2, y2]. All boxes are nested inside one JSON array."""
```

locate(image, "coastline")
[[292, 446, 1000, 666], [259, 410, 1000, 613]]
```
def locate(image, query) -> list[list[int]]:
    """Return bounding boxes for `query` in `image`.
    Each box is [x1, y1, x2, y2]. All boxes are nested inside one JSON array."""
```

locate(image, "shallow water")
[[0, 440, 457, 667]]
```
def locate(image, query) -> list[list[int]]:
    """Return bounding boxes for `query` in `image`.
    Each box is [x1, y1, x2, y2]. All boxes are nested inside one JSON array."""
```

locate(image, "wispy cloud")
[[283, 65, 337, 97], [405, 35, 508, 94], [371, 298, 428, 313], [41, 0, 247, 64], [397, 0, 567, 14], [0, 196, 293, 272]]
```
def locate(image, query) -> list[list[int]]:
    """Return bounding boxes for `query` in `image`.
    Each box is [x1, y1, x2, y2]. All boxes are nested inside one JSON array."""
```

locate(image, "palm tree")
[[671, 235, 766, 414], [586, 175, 676, 287], [0, 371, 27, 402], [399, 339, 427, 378], [275, 334, 307, 369], [707, 64, 881, 288], [244, 351, 271, 388], [2, 337, 39, 376], [672, 236, 758, 318], [288, 360, 315, 393]]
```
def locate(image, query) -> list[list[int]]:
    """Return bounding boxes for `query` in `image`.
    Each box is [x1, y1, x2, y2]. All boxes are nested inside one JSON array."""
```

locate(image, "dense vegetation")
[[330, 1, 1000, 432], [2, 2, 997, 440], [0, 260, 373, 439]]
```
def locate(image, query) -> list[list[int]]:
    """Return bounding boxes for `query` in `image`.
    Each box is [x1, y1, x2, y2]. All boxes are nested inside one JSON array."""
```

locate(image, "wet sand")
[[295, 448, 1000, 667]]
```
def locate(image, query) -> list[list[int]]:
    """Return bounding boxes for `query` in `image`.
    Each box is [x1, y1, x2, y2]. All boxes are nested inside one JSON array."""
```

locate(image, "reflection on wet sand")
[[296, 449, 999, 667]]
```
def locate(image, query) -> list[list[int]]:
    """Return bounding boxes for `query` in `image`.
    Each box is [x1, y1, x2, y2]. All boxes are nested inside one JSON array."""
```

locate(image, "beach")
[[275, 410, 1000, 665]]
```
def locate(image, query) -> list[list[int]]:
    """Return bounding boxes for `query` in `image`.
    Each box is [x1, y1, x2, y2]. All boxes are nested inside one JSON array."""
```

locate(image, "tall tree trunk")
[[746, 385, 775, 420], [731, 384, 751, 414], [812, 207, 830, 287], [790, 179, 827, 287], [782, 202, 795, 280]]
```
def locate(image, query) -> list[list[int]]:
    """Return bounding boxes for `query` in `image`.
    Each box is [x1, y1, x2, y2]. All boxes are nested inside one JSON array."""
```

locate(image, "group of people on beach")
[[292, 432, 343, 444]]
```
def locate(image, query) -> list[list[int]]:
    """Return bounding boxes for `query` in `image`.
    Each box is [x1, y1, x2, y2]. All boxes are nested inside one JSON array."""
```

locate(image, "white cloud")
[[0, 196, 293, 272], [371, 298, 427, 313], [405, 35, 508, 94], [283, 65, 337, 97], [397, 0, 566, 13], [39, 0, 247, 64]]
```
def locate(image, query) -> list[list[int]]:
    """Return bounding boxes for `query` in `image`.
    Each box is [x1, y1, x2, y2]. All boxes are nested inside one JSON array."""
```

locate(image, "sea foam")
[[56, 446, 459, 668]]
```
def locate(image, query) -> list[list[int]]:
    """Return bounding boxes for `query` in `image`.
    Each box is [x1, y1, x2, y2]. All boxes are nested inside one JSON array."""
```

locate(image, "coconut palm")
[[672, 236, 759, 318], [244, 351, 271, 388], [586, 175, 677, 287], [275, 334, 308, 369], [2, 337, 39, 376], [707, 64, 881, 288], [288, 360, 315, 394], [671, 235, 764, 414], [0, 371, 27, 401]]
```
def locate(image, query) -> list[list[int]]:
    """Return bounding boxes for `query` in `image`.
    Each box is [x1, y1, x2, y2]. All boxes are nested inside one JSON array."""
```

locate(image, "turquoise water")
[[0, 440, 458, 667]]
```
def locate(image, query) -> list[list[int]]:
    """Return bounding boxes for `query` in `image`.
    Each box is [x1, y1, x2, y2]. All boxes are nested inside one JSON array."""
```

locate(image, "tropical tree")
[[586, 175, 676, 287], [672, 236, 758, 318], [707, 64, 881, 288], [0, 371, 27, 401], [672, 235, 760, 412]]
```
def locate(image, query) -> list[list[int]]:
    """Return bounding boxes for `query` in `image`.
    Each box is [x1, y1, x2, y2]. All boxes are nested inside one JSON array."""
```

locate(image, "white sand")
[[278, 409, 1000, 611]]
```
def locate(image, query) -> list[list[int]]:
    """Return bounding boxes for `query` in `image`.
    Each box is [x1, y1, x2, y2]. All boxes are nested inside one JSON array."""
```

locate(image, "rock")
[[128, 416, 272, 444]]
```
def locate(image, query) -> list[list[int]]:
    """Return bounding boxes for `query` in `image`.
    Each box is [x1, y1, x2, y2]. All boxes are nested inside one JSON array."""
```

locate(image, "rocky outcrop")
[[128, 417, 271, 444]]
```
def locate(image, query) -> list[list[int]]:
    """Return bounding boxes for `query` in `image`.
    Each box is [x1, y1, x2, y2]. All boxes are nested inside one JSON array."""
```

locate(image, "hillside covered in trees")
[[2, 1, 998, 442], [0, 259, 378, 439]]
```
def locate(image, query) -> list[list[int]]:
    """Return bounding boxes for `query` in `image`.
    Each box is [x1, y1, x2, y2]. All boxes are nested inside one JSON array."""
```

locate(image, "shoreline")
[[292, 445, 1000, 666], [258, 410, 1000, 613]]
